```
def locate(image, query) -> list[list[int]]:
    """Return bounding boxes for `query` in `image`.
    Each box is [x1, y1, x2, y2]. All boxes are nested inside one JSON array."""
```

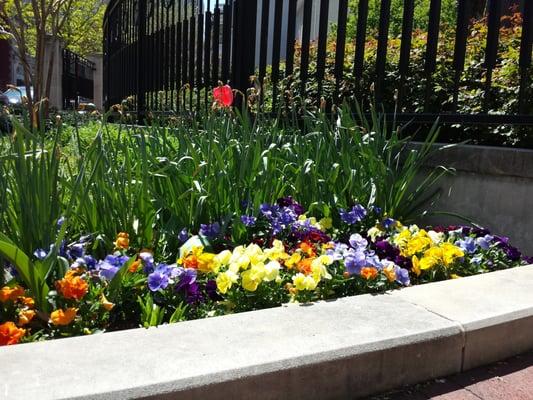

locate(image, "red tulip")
[[213, 85, 234, 107]]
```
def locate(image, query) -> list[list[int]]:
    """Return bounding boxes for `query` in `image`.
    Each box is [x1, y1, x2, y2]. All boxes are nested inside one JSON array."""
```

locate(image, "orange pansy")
[[0, 322, 26, 346]]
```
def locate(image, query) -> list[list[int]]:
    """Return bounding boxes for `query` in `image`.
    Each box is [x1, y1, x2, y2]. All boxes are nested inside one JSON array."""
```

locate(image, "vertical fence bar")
[[204, 4, 212, 110], [231, 0, 258, 105], [197, 3, 204, 111], [334, 0, 348, 103], [300, 0, 313, 96], [518, 0, 532, 114], [170, 0, 176, 111], [212, 2, 221, 84], [316, 0, 330, 104], [189, 4, 196, 110], [271, 0, 283, 111], [258, 0, 270, 95], [285, 0, 297, 77], [353, 0, 369, 81], [423, 0, 442, 112], [160, 0, 165, 110], [221, 2, 232, 83], [374, 0, 391, 104], [452, 0, 471, 112], [103, 12, 109, 109], [397, 0, 415, 110], [484, 0, 502, 112], [182, 4, 189, 108], [147, 0, 153, 110], [137, 0, 147, 122], [164, 2, 170, 109], [155, 0, 161, 111], [176, 0, 182, 111]]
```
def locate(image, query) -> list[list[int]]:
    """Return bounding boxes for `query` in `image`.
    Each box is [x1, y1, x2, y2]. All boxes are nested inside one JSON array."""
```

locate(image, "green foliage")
[[1, 106, 449, 264], [346, 0, 458, 37], [137, 294, 165, 328]]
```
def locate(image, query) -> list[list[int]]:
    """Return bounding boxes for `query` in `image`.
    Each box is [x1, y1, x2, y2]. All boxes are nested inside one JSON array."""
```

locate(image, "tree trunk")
[[44, 39, 56, 116]]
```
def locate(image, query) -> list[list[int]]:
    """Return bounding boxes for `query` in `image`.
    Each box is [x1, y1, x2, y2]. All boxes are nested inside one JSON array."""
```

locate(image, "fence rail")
[[62, 49, 95, 109], [103, 0, 533, 127]]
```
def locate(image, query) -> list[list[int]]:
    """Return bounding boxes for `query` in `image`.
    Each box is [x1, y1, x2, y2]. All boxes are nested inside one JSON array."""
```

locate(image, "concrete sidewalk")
[[373, 351, 533, 400]]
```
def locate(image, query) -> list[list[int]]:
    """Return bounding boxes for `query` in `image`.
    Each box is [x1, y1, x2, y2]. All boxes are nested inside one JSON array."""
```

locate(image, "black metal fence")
[[62, 49, 96, 109], [103, 0, 533, 127]]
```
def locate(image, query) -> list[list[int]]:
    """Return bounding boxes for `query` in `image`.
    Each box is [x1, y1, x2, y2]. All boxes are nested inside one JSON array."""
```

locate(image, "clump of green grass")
[[0, 105, 450, 262]]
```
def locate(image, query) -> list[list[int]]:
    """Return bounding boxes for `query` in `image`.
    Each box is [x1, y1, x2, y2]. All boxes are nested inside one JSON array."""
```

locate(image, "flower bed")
[[1, 198, 530, 346]]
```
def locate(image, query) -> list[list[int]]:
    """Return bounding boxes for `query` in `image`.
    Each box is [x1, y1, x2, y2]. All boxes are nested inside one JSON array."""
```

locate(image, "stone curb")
[[1, 265, 532, 400]]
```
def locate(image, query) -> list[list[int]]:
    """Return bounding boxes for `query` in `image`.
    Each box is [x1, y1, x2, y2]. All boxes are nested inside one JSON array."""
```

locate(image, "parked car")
[[2, 86, 33, 105], [0, 91, 9, 106], [77, 102, 97, 115]]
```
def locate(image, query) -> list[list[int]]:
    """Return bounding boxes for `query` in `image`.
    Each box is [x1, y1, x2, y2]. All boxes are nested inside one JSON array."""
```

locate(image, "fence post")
[[137, 0, 147, 124], [231, 0, 258, 107]]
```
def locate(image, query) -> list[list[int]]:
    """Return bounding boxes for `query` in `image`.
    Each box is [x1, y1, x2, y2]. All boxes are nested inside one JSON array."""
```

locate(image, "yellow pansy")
[[285, 253, 302, 269], [311, 256, 333, 281], [428, 230, 445, 244], [245, 244, 267, 266], [264, 240, 289, 261], [394, 228, 412, 248], [418, 243, 464, 272], [403, 231, 433, 257], [292, 273, 318, 291], [241, 265, 266, 292], [419, 247, 442, 270], [263, 261, 281, 282], [197, 252, 218, 274], [318, 217, 333, 231], [441, 243, 464, 266], [229, 246, 251, 271], [367, 226, 383, 242], [411, 255, 421, 276], [383, 264, 396, 282], [216, 270, 239, 294], [214, 250, 232, 267]]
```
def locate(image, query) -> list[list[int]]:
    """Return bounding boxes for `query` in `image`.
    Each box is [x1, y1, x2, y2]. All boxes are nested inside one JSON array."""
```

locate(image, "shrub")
[[261, 11, 533, 147]]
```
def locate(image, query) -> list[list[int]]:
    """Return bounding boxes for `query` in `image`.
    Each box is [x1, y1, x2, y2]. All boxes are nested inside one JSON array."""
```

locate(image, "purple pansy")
[[395, 266, 410, 286], [97, 254, 129, 280], [147, 271, 170, 292], [139, 252, 155, 274], [456, 237, 476, 254], [241, 215, 257, 227], [339, 204, 367, 225], [34, 249, 48, 260], [277, 196, 304, 216], [178, 228, 189, 243], [382, 218, 396, 229], [476, 235, 494, 250], [200, 222, 221, 240], [349, 234, 368, 250]]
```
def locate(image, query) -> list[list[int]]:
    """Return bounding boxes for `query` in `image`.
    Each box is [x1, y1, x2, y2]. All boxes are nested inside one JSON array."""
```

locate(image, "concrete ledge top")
[[1, 265, 533, 400], [412, 142, 533, 179], [390, 265, 533, 331]]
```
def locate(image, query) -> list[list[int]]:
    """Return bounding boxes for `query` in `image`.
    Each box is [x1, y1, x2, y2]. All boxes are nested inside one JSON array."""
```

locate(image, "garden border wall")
[[418, 143, 533, 256], [1, 265, 533, 400]]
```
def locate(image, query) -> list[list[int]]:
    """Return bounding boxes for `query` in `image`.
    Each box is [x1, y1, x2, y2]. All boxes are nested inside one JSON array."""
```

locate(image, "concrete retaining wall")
[[420, 143, 533, 256], [1, 266, 532, 400]]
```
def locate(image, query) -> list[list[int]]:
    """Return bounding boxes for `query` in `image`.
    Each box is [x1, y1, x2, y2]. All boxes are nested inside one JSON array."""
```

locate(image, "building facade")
[[0, 38, 35, 91]]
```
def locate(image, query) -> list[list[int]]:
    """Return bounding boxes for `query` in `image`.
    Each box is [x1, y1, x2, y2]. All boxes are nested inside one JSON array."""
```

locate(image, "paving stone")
[[390, 266, 533, 369]]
